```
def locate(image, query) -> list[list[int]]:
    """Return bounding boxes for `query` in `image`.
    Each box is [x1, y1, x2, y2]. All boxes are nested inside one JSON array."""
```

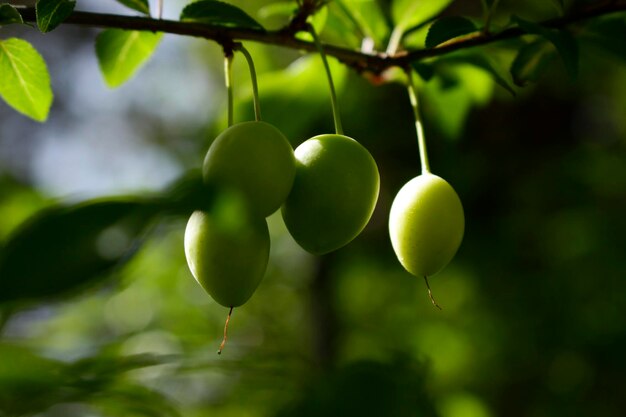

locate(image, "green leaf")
[[425, 16, 477, 49], [423, 64, 494, 139], [512, 15, 578, 80], [180, 0, 264, 31], [95, 29, 162, 88], [0, 344, 65, 415], [115, 0, 151, 15], [550, 0, 565, 14], [0, 3, 24, 26], [436, 52, 516, 96], [581, 16, 626, 63], [392, 0, 454, 31], [411, 62, 435, 81], [333, 0, 388, 45], [0, 199, 160, 305], [510, 40, 557, 86], [36, 0, 76, 33], [0, 38, 53, 122]]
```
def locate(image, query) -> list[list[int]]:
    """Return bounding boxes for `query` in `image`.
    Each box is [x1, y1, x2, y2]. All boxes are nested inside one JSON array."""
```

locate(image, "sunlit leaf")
[[295, 5, 328, 42], [423, 64, 494, 139], [392, 0, 454, 31], [435, 52, 516, 96], [0, 199, 160, 305], [510, 40, 557, 86], [115, 0, 150, 15], [95, 29, 162, 88], [233, 55, 348, 142], [0, 38, 53, 122], [0, 3, 24, 26], [512, 15, 578, 80], [425, 16, 477, 49], [36, 0, 76, 33], [333, 0, 388, 44], [180, 0, 264, 31]]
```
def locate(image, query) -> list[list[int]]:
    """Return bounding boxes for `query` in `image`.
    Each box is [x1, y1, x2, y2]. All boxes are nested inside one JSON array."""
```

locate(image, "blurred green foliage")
[[1, 0, 625, 416]]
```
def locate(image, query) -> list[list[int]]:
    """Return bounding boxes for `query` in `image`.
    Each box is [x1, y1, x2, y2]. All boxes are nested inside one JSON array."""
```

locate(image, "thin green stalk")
[[224, 53, 234, 127], [406, 71, 430, 174], [308, 24, 343, 135], [157, 0, 163, 19], [235, 44, 261, 122], [483, 0, 501, 35]]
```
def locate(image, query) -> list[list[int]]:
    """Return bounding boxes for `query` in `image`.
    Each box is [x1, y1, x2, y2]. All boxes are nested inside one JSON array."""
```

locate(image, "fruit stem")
[[424, 276, 442, 310], [156, 0, 163, 19], [217, 306, 234, 355], [406, 70, 431, 174], [308, 24, 344, 136], [224, 52, 234, 127], [235, 44, 262, 122]]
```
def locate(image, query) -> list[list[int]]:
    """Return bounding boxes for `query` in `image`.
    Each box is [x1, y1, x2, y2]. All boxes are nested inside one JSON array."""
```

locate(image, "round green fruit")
[[203, 121, 296, 217], [282, 134, 380, 255], [389, 173, 464, 277], [184, 204, 270, 308]]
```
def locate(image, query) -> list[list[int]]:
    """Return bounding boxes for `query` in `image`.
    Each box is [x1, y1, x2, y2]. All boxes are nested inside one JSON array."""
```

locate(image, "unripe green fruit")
[[184, 201, 270, 307], [389, 173, 464, 277], [203, 121, 296, 217], [282, 134, 380, 255]]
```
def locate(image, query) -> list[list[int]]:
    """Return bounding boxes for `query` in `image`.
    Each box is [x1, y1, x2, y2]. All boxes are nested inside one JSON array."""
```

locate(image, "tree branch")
[[13, 3, 626, 74]]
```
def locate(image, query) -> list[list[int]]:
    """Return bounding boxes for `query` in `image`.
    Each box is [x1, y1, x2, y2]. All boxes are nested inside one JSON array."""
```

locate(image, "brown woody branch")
[[13, 2, 626, 74]]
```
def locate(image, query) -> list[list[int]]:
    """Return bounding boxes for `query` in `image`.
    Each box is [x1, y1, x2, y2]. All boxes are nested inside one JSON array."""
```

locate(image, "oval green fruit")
[[282, 134, 380, 255], [203, 121, 296, 217], [184, 203, 270, 308], [389, 173, 464, 277]]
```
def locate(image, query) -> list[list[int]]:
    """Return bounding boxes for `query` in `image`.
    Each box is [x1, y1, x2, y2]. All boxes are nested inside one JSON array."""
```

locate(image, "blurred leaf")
[[115, 0, 151, 15], [510, 40, 557, 86], [435, 52, 516, 96], [275, 359, 438, 417], [180, 0, 264, 31], [0, 38, 53, 122], [425, 16, 477, 49], [258, 1, 296, 21], [96, 29, 162, 88], [94, 383, 182, 417], [581, 16, 626, 62], [333, 0, 389, 43], [0, 343, 65, 415], [392, 0, 454, 31], [0, 199, 160, 305], [412, 62, 435, 81], [423, 63, 494, 139], [0, 3, 24, 26], [234, 55, 348, 142], [36, 0, 75, 33], [0, 344, 179, 416], [550, 0, 565, 14], [158, 169, 216, 216], [512, 15, 578, 80], [295, 5, 328, 42]]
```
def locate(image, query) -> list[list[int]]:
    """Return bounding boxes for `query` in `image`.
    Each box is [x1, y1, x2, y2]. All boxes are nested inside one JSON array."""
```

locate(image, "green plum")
[[282, 134, 380, 254], [389, 173, 464, 277], [203, 121, 296, 217], [184, 193, 270, 307]]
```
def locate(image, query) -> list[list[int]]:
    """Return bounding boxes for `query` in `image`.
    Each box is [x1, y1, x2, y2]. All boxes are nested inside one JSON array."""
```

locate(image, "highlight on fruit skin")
[[389, 173, 464, 278], [203, 120, 296, 217], [282, 134, 380, 255], [184, 191, 270, 308]]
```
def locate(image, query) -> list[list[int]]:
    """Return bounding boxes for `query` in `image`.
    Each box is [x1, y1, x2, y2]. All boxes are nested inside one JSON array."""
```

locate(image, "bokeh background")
[[1, 0, 625, 416]]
